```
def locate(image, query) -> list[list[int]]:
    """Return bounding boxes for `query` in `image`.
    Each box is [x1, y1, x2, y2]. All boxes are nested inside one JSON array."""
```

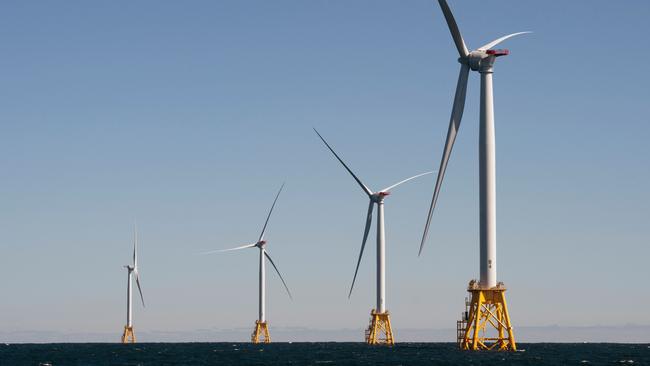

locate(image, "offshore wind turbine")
[[121, 225, 145, 344], [205, 183, 292, 344], [419, 0, 529, 351], [315, 128, 433, 345]]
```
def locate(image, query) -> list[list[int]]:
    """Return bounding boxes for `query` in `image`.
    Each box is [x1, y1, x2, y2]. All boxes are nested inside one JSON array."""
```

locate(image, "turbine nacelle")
[[256, 240, 267, 247], [372, 191, 391, 201], [461, 49, 509, 73], [486, 49, 509, 56]]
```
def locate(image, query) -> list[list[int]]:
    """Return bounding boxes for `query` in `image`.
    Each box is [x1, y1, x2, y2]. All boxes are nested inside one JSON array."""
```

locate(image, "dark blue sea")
[[1, 343, 649, 366]]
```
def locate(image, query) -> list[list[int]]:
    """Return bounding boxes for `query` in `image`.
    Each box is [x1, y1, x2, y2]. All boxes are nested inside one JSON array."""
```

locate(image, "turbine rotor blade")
[[419, 63, 470, 256], [200, 243, 257, 255], [314, 128, 373, 197], [380, 171, 435, 193], [438, 0, 469, 57], [264, 251, 293, 300], [133, 224, 138, 269], [258, 183, 285, 242], [349, 200, 374, 298], [478, 31, 531, 51], [135, 272, 145, 307]]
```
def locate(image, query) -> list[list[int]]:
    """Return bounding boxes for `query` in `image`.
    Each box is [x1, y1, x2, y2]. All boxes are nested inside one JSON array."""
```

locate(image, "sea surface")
[[1, 343, 649, 366]]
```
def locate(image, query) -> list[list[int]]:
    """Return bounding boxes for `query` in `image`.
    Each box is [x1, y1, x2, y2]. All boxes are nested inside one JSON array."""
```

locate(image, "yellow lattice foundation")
[[121, 326, 136, 344], [251, 320, 270, 344], [457, 280, 516, 351], [365, 310, 394, 345]]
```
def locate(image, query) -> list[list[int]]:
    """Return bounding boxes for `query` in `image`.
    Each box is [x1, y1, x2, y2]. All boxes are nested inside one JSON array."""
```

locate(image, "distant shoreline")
[[3, 325, 650, 344]]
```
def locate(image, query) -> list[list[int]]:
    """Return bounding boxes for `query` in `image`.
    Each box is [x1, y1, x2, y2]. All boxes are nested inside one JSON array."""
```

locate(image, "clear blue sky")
[[1, 1, 649, 341]]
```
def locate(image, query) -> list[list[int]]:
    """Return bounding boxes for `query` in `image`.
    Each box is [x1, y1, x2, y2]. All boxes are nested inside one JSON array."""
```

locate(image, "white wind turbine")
[[419, 0, 530, 287], [204, 183, 292, 344], [121, 225, 144, 344], [418, 0, 528, 350], [314, 128, 433, 345]]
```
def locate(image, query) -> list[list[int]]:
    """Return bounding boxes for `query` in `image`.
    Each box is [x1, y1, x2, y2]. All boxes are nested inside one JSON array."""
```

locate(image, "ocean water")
[[1, 343, 649, 366]]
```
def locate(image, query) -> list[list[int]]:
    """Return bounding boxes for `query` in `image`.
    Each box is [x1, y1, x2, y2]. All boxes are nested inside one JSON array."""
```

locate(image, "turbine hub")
[[258, 240, 267, 246]]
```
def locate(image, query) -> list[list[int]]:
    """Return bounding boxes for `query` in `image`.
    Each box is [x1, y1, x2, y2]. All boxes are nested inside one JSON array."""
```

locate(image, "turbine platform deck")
[[458, 280, 516, 351], [251, 320, 271, 344], [365, 310, 394, 345], [121, 326, 136, 344]]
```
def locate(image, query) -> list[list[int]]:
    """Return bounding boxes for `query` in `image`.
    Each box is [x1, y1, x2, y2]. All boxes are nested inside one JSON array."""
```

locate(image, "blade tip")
[[418, 236, 428, 257]]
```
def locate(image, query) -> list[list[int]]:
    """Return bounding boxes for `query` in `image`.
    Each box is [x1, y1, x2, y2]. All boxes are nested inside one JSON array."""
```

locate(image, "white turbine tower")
[[314, 128, 433, 345], [121, 225, 145, 344], [419, 0, 528, 351], [205, 183, 292, 344]]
